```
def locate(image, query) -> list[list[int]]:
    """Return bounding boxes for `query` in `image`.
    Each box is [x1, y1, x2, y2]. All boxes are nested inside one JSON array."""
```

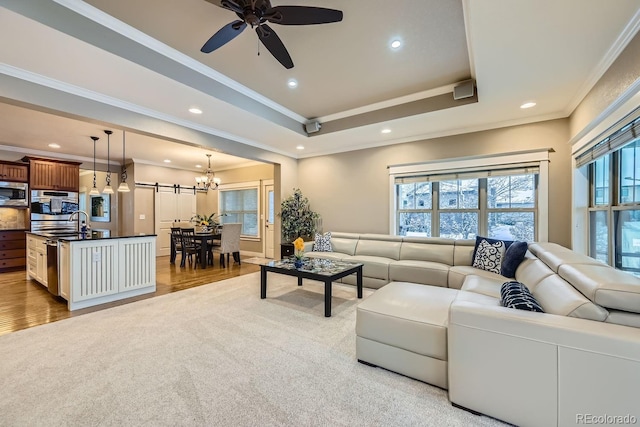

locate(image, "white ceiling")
[[0, 0, 639, 172]]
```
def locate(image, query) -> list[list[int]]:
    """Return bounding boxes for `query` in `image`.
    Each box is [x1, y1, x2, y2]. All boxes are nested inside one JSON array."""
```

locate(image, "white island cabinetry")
[[58, 236, 156, 311]]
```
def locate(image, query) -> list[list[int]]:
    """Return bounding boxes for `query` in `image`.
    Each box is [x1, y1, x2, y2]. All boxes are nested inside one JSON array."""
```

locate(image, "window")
[[438, 179, 479, 239], [219, 186, 259, 238], [397, 181, 432, 236], [487, 174, 536, 242], [394, 171, 537, 241], [583, 115, 640, 274]]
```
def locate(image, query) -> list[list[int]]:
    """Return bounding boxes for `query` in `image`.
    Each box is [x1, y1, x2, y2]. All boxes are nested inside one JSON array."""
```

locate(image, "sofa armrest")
[[448, 301, 640, 427]]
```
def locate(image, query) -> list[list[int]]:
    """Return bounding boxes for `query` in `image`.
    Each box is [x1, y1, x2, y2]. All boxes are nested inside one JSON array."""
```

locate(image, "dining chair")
[[170, 227, 183, 264], [180, 228, 201, 268], [213, 223, 241, 268]]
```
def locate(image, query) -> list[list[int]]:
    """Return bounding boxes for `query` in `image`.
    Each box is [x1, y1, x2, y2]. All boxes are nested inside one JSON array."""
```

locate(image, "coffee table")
[[260, 258, 363, 317]]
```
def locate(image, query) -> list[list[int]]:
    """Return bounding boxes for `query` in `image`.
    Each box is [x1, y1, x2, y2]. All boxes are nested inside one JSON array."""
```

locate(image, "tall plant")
[[279, 188, 320, 243]]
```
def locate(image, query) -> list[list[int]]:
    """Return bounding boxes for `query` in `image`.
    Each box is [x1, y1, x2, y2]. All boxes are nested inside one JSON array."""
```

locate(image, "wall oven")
[[0, 182, 28, 207], [30, 190, 80, 233]]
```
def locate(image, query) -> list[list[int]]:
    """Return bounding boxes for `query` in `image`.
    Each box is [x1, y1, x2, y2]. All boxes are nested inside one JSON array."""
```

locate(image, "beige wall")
[[298, 119, 572, 247], [570, 32, 640, 140]]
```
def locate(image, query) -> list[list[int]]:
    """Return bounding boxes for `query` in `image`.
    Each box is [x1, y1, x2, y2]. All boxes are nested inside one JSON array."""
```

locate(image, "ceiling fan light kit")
[[201, 0, 343, 69]]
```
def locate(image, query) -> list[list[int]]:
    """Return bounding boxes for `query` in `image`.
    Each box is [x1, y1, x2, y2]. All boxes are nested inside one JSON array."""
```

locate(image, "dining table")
[[194, 231, 221, 269], [170, 230, 221, 269]]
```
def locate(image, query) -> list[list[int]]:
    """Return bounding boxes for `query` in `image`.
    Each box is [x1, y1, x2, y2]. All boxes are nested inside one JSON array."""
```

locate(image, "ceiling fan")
[[201, 0, 343, 69]]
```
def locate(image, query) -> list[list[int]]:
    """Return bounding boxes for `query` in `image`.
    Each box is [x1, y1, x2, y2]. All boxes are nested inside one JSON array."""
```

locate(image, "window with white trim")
[[391, 151, 548, 242], [219, 185, 259, 238], [395, 172, 537, 240], [579, 115, 640, 274]]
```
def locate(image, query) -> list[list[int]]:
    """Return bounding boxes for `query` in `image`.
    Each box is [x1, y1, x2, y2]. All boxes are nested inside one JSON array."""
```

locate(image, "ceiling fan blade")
[[204, 0, 243, 14], [201, 20, 247, 53], [256, 24, 293, 69], [266, 6, 343, 25], [220, 0, 243, 14]]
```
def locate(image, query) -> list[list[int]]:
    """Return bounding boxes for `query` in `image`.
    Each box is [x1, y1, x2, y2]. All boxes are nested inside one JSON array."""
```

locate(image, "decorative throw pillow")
[[313, 232, 332, 252], [500, 281, 544, 312], [472, 239, 506, 274], [472, 236, 514, 262], [500, 241, 528, 278]]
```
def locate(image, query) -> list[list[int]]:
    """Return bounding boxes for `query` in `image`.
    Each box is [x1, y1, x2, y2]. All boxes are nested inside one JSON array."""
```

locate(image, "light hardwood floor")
[[0, 255, 261, 337]]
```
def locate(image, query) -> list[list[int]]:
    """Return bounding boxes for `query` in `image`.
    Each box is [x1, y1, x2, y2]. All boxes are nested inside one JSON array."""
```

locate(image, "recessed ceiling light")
[[381, 128, 392, 134], [390, 39, 402, 49], [520, 101, 537, 109], [195, 164, 202, 168], [164, 159, 171, 163], [287, 79, 298, 89], [189, 107, 203, 114], [48, 143, 60, 148], [296, 145, 305, 150]]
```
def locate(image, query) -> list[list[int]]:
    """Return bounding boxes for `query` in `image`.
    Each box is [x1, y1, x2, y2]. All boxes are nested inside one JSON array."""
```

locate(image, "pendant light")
[[89, 136, 100, 196], [195, 154, 221, 190], [117, 130, 130, 192], [103, 130, 114, 194]]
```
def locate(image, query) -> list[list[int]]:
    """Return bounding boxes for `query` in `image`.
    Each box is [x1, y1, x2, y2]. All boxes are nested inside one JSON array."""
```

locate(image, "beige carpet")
[[0, 273, 506, 426]]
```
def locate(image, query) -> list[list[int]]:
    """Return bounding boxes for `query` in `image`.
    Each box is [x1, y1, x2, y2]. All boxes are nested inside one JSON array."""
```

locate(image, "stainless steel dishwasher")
[[46, 239, 60, 296]]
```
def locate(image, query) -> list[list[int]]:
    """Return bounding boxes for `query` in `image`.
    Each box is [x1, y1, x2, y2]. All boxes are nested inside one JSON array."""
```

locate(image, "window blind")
[[576, 114, 640, 168], [394, 164, 539, 185]]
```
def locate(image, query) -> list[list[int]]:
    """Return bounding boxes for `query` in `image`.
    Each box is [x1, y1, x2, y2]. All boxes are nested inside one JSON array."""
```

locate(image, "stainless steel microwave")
[[0, 182, 28, 207]]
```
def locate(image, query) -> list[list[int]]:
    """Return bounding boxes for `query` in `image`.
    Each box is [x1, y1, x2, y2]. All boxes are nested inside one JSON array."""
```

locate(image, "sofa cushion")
[[356, 282, 459, 360], [349, 255, 393, 280], [399, 238, 455, 265], [532, 275, 608, 321], [514, 255, 555, 291], [461, 275, 504, 298], [500, 281, 544, 312], [329, 232, 360, 255], [355, 234, 402, 260], [500, 241, 528, 278], [453, 239, 475, 266], [312, 232, 332, 252], [389, 260, 449, 287], [448, 265, 505, 289], [472, 239, 506, 274], [558, 263, 640, 313], [528, 242, 601, 273]]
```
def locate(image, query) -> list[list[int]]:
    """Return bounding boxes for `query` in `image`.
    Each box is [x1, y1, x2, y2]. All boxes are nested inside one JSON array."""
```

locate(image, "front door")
[[264, 184, 275, 259]]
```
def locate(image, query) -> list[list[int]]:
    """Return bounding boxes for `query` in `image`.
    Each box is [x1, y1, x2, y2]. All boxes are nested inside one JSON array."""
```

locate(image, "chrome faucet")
[[68, 210, 89, 233]]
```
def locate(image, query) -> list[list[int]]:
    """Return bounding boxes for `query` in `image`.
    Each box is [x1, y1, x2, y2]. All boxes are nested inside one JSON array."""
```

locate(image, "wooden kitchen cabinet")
[[0, 230, 27, 272], [24, 157, 81, 192], [0, 161, 28, 182]]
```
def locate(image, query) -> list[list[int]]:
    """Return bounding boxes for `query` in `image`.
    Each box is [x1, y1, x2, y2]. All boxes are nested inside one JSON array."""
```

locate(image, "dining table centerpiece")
[[191, 212, 221, 232]]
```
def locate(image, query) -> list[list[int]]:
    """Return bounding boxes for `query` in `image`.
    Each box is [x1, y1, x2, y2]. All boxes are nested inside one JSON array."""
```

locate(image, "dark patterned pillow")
[[313, 232, 332, 252], [500, 281, 544, 312], [472, 239, 506, 274]]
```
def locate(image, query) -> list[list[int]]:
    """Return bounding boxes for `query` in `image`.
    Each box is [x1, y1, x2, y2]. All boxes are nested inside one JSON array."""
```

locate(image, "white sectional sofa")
[[304, 232, 640, 427]]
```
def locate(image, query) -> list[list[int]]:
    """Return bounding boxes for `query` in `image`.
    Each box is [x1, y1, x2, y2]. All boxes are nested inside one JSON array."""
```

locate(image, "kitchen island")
[[27, 232, 156, 311]]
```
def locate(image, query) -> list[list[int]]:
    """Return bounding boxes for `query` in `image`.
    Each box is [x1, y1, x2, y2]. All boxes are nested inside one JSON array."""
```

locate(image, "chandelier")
[[195, 154, 221, 190]]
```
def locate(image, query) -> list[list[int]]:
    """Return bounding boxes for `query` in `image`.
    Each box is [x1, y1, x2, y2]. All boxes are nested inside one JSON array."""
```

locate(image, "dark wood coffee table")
[[260, 258, 363, 317]]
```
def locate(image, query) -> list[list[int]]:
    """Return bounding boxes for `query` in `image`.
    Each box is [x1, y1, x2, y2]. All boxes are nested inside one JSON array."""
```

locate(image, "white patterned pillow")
[[472, 239, 506, 274], [313, 232, 332, 252]]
